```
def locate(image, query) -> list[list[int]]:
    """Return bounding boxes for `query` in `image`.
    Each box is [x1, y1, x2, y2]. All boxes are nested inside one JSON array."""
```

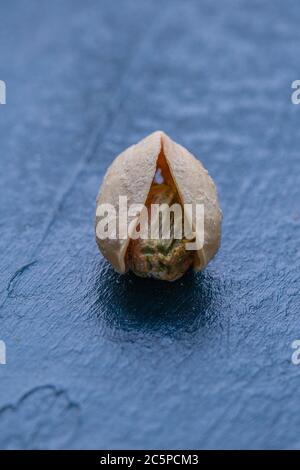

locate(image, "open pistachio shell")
[[95, 131, 222, 274]]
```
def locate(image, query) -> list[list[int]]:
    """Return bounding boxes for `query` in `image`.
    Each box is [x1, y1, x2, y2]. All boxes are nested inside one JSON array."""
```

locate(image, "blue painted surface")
[[0, 0, 300, 450]]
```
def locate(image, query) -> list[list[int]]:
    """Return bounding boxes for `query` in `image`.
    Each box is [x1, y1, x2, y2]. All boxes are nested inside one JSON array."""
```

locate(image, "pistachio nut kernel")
[[95, 131, 222, 281], [126, 183, 194, 281]]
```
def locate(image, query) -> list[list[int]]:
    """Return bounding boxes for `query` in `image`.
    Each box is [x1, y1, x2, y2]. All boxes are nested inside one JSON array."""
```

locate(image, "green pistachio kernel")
[[127, 183, 193, 281]]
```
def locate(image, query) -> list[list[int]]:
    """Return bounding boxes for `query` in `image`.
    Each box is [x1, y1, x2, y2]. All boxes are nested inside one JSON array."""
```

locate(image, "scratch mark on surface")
[[0, 261, 38, 311], [0, 385, 81, 449], [6, 261, 37, 296]]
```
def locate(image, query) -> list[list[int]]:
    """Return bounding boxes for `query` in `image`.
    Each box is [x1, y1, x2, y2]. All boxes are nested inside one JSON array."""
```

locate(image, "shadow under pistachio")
[[90, 260, 220, 339]]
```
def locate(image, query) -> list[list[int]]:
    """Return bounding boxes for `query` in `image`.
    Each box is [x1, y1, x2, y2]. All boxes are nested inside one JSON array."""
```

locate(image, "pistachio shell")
[[95, 131, 222, 274]]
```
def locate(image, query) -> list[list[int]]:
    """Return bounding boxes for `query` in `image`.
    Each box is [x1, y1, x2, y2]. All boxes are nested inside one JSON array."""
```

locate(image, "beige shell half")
[[95, 131, 222, 273]]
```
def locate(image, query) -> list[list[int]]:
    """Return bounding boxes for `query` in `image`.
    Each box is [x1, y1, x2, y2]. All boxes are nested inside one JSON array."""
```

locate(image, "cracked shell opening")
[[126, 149, 196, 281]]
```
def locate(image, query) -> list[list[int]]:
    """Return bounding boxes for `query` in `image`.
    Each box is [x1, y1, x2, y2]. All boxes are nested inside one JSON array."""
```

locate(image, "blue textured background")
[[0, 0, 300, 450]]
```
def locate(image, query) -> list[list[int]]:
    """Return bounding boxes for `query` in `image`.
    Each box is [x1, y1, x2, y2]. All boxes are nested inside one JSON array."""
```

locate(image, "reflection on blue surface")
[[0, 0, 300, 450]]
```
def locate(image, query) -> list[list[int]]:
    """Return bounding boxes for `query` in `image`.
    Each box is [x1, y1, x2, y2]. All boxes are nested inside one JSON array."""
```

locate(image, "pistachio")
[[95, 131, 222, 281]]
